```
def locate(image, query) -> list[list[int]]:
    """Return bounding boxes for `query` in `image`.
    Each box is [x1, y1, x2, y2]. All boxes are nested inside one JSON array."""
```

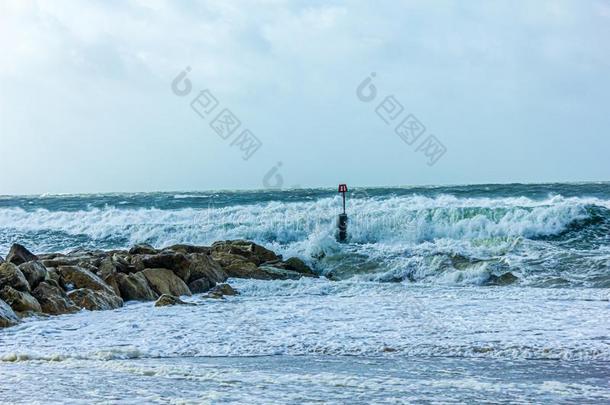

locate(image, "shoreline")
[[0, 240, 317, 328]]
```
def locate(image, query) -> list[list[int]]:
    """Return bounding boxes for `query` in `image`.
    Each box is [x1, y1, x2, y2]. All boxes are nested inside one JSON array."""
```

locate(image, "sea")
[[0, 183, 609, 404]]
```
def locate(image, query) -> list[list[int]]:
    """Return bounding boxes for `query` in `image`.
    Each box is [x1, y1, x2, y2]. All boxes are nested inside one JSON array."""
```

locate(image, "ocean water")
[[0, 183, 609, 404]]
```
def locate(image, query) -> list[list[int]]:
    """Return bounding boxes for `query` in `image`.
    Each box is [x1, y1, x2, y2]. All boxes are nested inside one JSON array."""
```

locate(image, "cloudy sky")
[[1, 0, 609, 194]]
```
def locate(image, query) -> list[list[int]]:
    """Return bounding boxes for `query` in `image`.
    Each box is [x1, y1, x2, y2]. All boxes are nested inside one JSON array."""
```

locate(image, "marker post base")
[[337, 213, 348, 242]]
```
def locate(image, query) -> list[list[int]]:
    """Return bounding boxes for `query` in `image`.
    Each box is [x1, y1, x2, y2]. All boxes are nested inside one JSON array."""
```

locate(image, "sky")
[[1, 0, 609, 194]]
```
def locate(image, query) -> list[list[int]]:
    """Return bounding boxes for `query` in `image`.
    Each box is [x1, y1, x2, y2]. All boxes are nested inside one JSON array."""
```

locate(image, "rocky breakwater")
[[0, 240, 316, 328]]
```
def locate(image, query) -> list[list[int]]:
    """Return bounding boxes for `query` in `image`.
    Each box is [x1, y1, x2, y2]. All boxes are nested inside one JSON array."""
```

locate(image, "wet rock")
[[0, 262, 31, 292], [188, 253, 227, 284], [97, 257, 117, 279], [488, 272, 519, 285], [209, 283, 238, 296], [154, 294, 195, 307], [32, 281, 79, 315], [188, 277, 214, 294], [140, 268, 191, 297], [282, 257, 315, 276], [6, 244, 38, 266], [257, 265, 316, 280], [0, 255, 4, 264], [114, 272, 159, 301], [211, 240, 279, 266], [68, 288, 124, 311], [129, 243, 158, 255], [0, 298, 19, 328], [0, 286, 42, 313], [57, 266, 115, 296], [103, 274, 121, 297], [163, 244, 211, 254], [45, 268, 65, 289], [18, 261, 48, 290], [132, 252, 191, 281]]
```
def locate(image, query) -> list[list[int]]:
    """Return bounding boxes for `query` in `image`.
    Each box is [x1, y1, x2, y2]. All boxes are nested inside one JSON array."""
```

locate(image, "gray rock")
[[211, 240, 279, 266], [0, 286, 41, 313], [140, 268, 191, 297], [0, 262, 31, 292], [68, 288, 124, 311], [132, 252, 191, 281], [209, 283, 238, 296], [154, 294, 195, 307], [188, 277, 214, 294], [32, 281, 80, 315], [18, 261, 48, 290], [0, 255, 4, 264], [6, 244, 38, 266], [129, 243, 158, 255], [162, 244, 211, 254], [187, 253, 227, 284], [282, 257, 316, 276], [114, 272, 159, 301], [0, 298, 19, 328], [57, 266, 115, 296]]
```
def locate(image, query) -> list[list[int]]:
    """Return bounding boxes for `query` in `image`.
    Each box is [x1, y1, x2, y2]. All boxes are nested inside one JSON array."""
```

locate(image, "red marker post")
[[337, 184, 348, 242]]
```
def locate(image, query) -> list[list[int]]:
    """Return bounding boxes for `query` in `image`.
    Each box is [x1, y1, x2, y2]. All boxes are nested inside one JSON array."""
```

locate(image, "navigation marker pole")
[[337, 184, 348, 242]]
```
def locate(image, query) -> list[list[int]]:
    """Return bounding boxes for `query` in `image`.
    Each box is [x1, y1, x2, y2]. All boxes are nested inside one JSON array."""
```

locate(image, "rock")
[[209, 283, 238, 296], [257, 265, 315, 280], [0, 298, 19, 328], [211, 240, 279, 265], [97, 257, 117, 279], [129, 243, 158, 255], [45, 268, 65, 289], [163, 244, 211, 254], [282, 257, 316, 276], [56, 266, 115, 296], [140, 268, 191, 297], [0, 286, 42, 313], [187, 253, 227, 284], [488, 272, 519, 285], [0, 262, 31, 292], [68, 288, 124, 311], [154, 294, 195, 307], [223, 260, 267, 279], [188, 277, 214, 294], [6, 243, 38, 266], [32, 281, 79, 315], [132, 252, 191, 281], [0, 255, 4, 264], [18, 261, 48, 289], [114, 272, 159, 301], [103, 274, 121, 297]]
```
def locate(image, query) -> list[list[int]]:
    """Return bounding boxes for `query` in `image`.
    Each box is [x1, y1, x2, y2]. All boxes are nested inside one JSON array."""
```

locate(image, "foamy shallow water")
[[1, 279, 609, 403]]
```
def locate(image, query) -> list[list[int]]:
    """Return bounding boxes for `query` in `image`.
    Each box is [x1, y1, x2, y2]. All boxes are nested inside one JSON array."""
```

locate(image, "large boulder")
[[140, 268, 191, 297], [0, 262, 30, 292], [211, 240, 279, 265], [114, 272, 159, 301], [0, 255, 4, 264], [282, 257, 316, 276], [188, 277, 214, 294], [187, 253, 227, 284], [129, 243, 158, 255], [0, 299, 19, 328], [163, 244, 211, 254], [31, 281, 80, 315], [68, 288, 124, 311], [56, 266, 115, 296], [0, 286, 41, 314], [132, 252, 191, 281], [6, 244, 38, 266], [18, 261, 48, 290], [154, 294, 195, 307]]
